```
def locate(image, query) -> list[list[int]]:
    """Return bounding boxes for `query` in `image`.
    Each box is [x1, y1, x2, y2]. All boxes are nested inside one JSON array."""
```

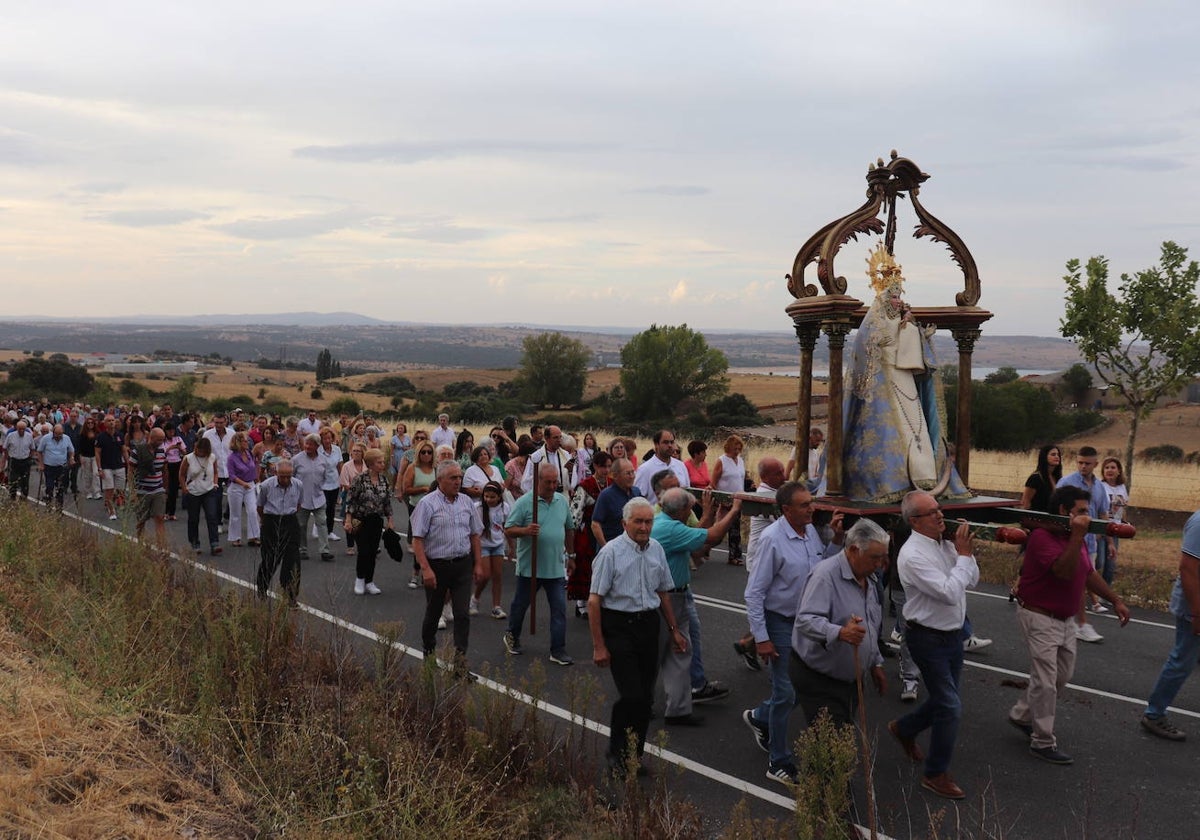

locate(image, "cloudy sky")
[[2, 1, 1198, 336]]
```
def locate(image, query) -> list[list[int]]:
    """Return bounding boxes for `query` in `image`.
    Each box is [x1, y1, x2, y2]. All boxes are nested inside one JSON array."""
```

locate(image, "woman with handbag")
[[344, 448, 393, 596]]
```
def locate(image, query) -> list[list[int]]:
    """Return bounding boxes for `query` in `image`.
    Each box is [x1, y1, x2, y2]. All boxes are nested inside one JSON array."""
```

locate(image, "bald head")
[[757, 457, 785, 490]]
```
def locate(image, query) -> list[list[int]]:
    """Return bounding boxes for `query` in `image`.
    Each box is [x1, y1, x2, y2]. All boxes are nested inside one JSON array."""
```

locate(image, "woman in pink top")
[[339, 442, 368, 556], [684, 440, 711, 490]]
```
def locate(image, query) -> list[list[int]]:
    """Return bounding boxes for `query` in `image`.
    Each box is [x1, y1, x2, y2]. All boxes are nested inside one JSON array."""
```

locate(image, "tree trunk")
[[1125, 406, 1141, 492]]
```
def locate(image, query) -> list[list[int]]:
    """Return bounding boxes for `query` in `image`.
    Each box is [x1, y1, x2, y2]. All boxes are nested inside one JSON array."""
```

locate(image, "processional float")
[[708, 151, 1135, 543]]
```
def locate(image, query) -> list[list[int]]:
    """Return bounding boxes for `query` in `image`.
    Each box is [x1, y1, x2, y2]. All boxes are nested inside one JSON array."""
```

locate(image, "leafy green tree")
[[328, 396, 362, 416], [1060, 363, 1093, 406], [515, 332, 591, 409], [1061, 241, 1200, 488], [619, 324, 728, 420], [6, 356, 93, 398], [984, 365, 1020, 385], [168, 375, 199, 410], [315, 348, 333, 382]]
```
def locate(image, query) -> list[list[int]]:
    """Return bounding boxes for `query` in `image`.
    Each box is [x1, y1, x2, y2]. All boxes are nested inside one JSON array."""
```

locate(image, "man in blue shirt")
[[591, 459, 642, 548], [1057, 445, 1109, 643], [742, 481, 842, 785], [35, 423, 75, 510], [1140, 507, 1200, 741], [652, 488, 742, 726]]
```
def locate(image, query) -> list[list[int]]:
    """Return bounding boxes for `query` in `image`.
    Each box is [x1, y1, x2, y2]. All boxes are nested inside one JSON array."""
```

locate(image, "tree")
[[168, 375, 199, 410], [5, 356, 93, 398], [1060, 363, 1093, 406], [618, 324, 729, 420], [1061, 241, 1200, 489], [984, 365, 1020, 385], [315, 348, 341, 382], [515, 332, 591, 409], [328, 396, 362, 416]]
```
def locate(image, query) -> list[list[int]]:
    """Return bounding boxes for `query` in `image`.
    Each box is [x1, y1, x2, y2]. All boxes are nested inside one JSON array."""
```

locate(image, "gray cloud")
[[0, 131, 52, 166], [631, 185, 711, 197], [1082, 155, 1188, 172], [98, 208, 210, 227], [209, 209, 367, 240], [293, 139, 613, 164], [529, 212, 602, 224], [388, 223, 491, 243]]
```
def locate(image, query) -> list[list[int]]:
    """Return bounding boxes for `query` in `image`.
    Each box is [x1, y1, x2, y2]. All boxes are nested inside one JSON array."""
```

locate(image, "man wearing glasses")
[[887, 491, 978, 801], [633, 430, 689, 505]]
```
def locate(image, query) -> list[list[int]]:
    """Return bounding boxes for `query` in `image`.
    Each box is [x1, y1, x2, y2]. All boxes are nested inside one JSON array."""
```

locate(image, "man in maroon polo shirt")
[[1008, 484, 1131, 765]]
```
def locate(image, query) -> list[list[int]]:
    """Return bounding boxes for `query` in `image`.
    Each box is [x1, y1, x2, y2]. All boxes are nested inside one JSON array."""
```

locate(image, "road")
[[23, 480, 1200, 840]]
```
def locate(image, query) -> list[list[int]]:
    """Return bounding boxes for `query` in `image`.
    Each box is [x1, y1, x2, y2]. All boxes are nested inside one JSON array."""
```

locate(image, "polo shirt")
[[651, 511, 707, 588], [505, 491, 571, 578]]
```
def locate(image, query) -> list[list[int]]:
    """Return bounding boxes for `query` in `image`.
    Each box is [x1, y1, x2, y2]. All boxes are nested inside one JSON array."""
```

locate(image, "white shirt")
[[430, 425, 456, 450], [202, 427, 234, 478], [896, 530, 979, 632], [520, 445, 578, 494], [633, 455, 689, 504], [297, 416, 322, 436]]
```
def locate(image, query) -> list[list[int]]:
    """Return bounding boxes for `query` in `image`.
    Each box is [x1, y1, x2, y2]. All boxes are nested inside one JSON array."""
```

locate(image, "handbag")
[[382, 528, 405, 561]]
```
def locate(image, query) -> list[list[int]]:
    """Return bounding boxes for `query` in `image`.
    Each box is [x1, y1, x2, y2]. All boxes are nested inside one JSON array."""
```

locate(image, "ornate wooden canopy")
[[783, 151, 993, 495]]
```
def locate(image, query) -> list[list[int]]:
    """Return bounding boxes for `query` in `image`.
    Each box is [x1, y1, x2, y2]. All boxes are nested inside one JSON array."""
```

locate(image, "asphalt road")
[[22, 479, 1200, 840]]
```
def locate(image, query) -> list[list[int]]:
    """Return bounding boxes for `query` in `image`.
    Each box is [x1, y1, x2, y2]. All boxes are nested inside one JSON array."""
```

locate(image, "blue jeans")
[[751, 609, 796, 768], [507, 576, 568, 657], [1145, 614, 1200, 719], [896, 624, 964, 777], [686, 591, 706, 690]]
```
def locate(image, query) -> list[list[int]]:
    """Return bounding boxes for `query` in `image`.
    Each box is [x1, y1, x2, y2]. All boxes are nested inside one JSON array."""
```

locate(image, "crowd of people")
[[3, 399, 1197, 803]]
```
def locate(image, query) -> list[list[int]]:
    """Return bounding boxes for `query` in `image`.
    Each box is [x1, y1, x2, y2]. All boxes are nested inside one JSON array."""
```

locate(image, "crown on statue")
[[867, 241, 905, 296]]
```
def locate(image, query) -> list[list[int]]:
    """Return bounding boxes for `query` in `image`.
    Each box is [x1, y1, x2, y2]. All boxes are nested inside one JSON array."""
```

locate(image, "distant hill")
[[0, 319, 1089, 372]]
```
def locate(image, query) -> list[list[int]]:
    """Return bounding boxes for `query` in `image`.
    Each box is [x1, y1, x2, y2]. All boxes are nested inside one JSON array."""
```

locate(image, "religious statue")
[[842, 242, 969, 503]]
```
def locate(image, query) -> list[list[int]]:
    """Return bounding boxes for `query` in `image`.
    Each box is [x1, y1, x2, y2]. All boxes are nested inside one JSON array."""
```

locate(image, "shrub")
[[310, 388, 323, 400], [328, 396, 363, 416], [1142, 444, 1185, 463]]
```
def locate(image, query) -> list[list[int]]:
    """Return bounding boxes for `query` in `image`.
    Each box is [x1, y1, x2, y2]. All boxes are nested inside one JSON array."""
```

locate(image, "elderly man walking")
[[35, 423, 75, 510], [887, 491, 978, 800], [411, 460, 483, 671], [292, 433, 338, 561], [588, 497, 687, 777], [742, 481, 842, 785], [256, 459, 304, 605], [792, 519, 890, 727], [504, 463, 575, 664], [2, 419, 35, 500]]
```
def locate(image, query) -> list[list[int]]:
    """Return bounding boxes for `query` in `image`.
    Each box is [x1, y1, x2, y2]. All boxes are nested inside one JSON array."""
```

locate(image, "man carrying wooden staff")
[[504, 462, 575, 665]]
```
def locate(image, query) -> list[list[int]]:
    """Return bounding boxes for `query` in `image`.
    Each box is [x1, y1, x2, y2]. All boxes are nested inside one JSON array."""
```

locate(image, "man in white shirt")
[[520, 425, 578, 495], [297, 409, 322, 437], [886, 491, 978, 801], [202, 413, 234, 524], [430, 414, 456, 450], [633, 429, 689, 505]]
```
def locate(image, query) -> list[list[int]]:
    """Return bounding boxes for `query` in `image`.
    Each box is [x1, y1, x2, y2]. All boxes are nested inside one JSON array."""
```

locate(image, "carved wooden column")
[[823, 321, 851, 495], [950, 327, 982, 485], [793, 324, 820, 481]]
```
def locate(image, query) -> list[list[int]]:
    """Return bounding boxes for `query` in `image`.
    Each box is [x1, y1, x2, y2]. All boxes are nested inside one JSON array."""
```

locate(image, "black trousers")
[[421, 554, 473, 656], [790, 651, 858, 729], [257, 513, 302, 599], [355, 514, 383, 582], [7, 457, 31, 499], [601, 607, 661, 761], [42, 465, 68, 508]]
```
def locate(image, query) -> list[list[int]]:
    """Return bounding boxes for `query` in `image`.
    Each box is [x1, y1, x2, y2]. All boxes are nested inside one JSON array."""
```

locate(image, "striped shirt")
[[257, 476, 303, 515], [411, 487, 482, 559], [590, 532, 674, 613]]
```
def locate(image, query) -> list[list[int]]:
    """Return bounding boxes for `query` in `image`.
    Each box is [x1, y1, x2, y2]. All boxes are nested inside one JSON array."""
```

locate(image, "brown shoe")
[[887, 719, 924, 763], [920, 773, 965, 800]]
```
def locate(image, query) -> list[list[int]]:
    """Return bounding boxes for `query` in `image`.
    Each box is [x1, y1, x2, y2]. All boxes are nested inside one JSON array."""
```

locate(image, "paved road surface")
[[17, 481, 1200, 839]]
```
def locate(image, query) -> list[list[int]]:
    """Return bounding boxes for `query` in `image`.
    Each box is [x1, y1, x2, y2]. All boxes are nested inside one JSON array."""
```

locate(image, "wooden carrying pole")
[[529, 493, 539, 634], [853, 644, 878, 840]]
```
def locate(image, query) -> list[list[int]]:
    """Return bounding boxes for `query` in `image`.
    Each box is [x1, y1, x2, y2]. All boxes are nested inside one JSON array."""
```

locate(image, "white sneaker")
[[442, 605, 453, 622], [354, 578, 366, 595], [437, 616, 448, 630], [108, 514, 118, 521], [407, 575, 419, 589], [329, 532, 341, 542], [1075, 622, 1103, 643], [901, 680, 919, 702], [890, 627, 904, 644], [365, 582, 382, 595], [469, 596, 480, 616], [963, 635, 993, 653]]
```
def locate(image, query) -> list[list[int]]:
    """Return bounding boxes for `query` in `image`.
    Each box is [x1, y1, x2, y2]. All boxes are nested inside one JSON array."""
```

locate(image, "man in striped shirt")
[[411, 460, 484, 673], [132, 427, 168, 545]]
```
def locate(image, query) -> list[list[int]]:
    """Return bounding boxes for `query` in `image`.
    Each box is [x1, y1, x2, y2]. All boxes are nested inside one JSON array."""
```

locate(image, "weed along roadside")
[[0, 503, 727, 838]]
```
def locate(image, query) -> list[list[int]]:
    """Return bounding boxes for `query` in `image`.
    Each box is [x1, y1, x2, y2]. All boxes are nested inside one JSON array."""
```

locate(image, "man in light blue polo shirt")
[[742, 481, 842, 785], [652, 487, 742, 726], [35, 423, 75, 510], [504, 463, 575, 665]]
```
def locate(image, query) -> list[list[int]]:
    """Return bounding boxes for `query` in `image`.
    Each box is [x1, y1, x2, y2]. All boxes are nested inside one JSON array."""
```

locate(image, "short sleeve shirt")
[[651, 512, 707, 588], [1168, 509, 1200, 620]]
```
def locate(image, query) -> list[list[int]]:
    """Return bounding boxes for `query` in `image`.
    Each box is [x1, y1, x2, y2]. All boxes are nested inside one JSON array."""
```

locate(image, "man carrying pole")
[[504, 462, 576, 665]]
